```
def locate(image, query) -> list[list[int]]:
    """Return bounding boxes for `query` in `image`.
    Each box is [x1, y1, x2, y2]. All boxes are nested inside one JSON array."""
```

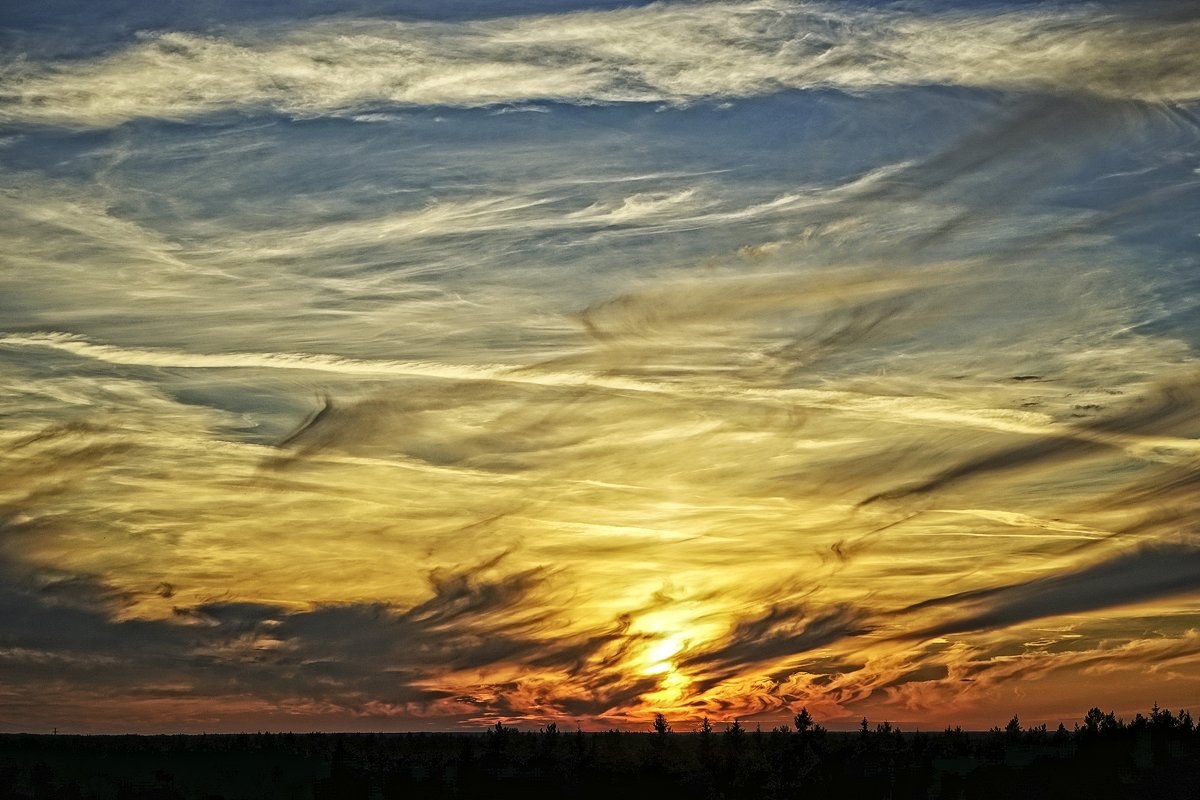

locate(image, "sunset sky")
[[1, 0, 1198, 734]]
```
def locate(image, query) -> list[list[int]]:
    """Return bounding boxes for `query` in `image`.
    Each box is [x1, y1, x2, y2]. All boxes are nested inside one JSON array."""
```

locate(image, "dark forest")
[[4, 704, 1199, 799]]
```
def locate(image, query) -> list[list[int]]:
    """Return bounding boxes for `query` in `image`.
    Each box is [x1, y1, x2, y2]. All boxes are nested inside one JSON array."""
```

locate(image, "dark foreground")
[[4, 707, 1200, 799]]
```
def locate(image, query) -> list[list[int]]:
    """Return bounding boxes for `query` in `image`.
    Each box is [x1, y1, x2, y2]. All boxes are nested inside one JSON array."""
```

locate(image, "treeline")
[[2, 704, 1198, 799]]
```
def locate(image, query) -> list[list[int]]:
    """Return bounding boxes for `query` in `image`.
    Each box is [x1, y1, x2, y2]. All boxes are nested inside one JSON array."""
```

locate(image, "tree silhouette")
[[1150, 703, 1177, 731], [1084, 707, 1104, 736], [652, 713, 671, 736], [1005, 714, 1022, 741]]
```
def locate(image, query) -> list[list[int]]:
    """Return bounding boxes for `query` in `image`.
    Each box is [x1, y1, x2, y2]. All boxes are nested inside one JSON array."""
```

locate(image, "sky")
[[1, 0, 1198, 734]]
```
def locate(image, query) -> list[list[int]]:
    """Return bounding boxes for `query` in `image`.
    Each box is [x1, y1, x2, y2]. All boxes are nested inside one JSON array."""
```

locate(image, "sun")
[[635, 634, 693, 710], [641, 635, 685, 676]]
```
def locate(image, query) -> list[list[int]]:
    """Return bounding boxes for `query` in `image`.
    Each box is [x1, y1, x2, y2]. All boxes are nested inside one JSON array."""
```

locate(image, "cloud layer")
[[2, 1, 1199, 127]]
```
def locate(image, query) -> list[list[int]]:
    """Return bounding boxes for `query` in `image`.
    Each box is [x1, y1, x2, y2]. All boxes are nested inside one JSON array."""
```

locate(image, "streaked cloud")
[[902, 544, 1200, 638], [2, 2, 1199, 128]]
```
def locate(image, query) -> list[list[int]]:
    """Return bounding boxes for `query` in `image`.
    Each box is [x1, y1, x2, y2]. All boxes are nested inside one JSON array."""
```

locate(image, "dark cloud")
[[862, 375, 1200, 506], [880, 664, 950, 688], [1082, 375, 1200, 436], [763, 297, 912, 379], [902, 544, 1200, 638], [0, 567, 198, 700], [10, 420, 115, 450], [860, 434, 1101, 505], [265, 380, 600, 473], [407, 553, 550, 625], [194, 600, 285, 630], [555, 675, 664, 719], [0, 554, 577, 721], [682, 602, 870, 675]]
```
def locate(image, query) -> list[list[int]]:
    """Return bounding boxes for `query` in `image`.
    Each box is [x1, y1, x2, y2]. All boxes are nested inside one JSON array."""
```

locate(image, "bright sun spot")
[[641, 636, 684, 676]]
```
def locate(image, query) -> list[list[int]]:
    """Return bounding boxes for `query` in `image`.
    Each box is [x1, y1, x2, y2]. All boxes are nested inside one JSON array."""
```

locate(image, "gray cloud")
[[681, 602, 871, 675], [903, 544, 1200, 638], [0, 550, 646, 726], [862, 375, 1200, 506]]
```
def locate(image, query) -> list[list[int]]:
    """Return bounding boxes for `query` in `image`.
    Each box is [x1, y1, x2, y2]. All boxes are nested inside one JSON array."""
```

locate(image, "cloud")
[[861, 374, 1200, 505], [681, 602, 871, 675], [2, 2, 1198, 127], [902, 544, 1200, 638], [1, 332, 504, 381], [573, 267, 943, 345], [0, 550, 656, 728]]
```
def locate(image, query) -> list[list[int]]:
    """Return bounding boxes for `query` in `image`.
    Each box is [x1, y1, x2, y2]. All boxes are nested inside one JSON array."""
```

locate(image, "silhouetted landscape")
[[4, 705, 1199, 799]]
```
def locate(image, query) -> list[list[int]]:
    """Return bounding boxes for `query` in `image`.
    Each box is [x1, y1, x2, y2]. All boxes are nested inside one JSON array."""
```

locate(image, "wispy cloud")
[[2, 2, 1198, 127]]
